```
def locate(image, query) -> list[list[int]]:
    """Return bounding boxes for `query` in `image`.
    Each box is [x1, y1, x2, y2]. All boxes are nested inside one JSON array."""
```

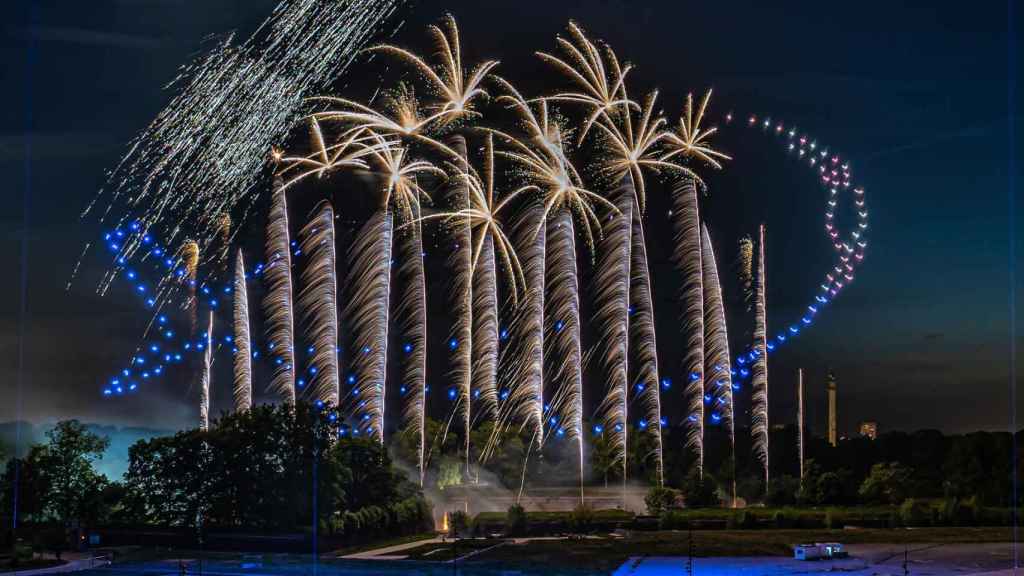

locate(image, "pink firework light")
[[724, 111, 870, 371]]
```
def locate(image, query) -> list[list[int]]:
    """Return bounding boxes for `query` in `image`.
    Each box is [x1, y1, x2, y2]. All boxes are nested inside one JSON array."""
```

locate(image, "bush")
[[658, 510, 688, 530], [681, 470, 721, 508], [645, 486, 680, 516], [734, 509, 756, 529], [505, 505, 528, 536], [766, 476, 800, 507], [568, 504, 595, 533], [859, 463, 913, 506], [772, 510, 791, 529], [825, 508, 844, 530], [448, 510, 468, 538], [900, 498, 930, 527]]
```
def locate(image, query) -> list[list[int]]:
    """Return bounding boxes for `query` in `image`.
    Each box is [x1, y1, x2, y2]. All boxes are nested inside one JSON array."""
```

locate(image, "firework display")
[[91, 8, 872, 505], [232, 250, 252, 412]]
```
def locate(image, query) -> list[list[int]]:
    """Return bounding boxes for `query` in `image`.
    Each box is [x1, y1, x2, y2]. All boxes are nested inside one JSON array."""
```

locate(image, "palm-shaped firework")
[[369, 14, 499, 124], [488, 78, 615, 503], [373, 16, 498, 479], [539, 24, 678, 493], [345, 133, 443, 445], [663, 89, 732, 481]]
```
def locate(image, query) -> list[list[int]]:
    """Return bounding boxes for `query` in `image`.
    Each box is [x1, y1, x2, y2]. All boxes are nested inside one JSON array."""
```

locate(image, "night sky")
[[1, 1, 1020, 441]]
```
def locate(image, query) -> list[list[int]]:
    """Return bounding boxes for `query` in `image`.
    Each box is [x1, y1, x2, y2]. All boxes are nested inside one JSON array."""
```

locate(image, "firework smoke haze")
[[233, 249, 252, 412], [87, 0, 405, 286]]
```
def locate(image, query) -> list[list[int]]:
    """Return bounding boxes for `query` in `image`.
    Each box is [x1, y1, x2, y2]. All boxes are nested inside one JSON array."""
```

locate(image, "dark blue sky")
[[1, 1, 1019, 436]]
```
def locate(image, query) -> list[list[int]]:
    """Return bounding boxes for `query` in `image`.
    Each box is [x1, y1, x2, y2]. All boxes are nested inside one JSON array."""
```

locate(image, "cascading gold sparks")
[[345, 135, 442, 443], [629, 205, 663, 487], [298, 203, 341, 406], [663, 89, 733, 173], [263, 176, 296, 406], [199, 310, 213, 432], [751, 224, 770, 489], [592, 177, 633, 492], [180, 240, 201, 337], [673, 178, 706, 476], [737, 235, 755, 310], [370, 17, 498, 475], [544, 210, 585, 503], [701, 224, 736, 504], [408, 134, 526, 430], [232, 249, 252, 413], [663, 89, 730, 479], [394, 203, 428, 486], [592, 90, 688, 213], [445, 134, 475, 477]]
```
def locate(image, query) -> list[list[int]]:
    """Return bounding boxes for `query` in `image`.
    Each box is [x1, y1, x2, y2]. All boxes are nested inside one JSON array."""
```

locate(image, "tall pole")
[[797, 368, 805, 480]]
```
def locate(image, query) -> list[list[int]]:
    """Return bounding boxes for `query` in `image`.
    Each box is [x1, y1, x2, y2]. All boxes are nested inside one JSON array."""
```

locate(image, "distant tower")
[[826, 371, 838, 447]]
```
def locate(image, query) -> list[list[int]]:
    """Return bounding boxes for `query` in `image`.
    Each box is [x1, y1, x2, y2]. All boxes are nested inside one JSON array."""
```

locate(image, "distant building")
[[826, 371, 838, 447], [859, 421, 878, 440]]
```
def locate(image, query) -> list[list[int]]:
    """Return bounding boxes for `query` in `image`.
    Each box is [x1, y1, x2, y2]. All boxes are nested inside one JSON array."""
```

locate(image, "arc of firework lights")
[[722, 112, 870, 407]]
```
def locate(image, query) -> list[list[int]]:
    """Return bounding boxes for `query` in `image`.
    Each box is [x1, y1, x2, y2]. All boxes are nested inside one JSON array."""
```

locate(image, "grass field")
[[466, 527, 1016, 572]]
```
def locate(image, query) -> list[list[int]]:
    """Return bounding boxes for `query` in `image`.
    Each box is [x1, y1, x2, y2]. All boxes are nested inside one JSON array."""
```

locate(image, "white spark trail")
[[673, 178, 705, 476], [472, 234, 500, 422], [446, 134, 474, 477], [544, 209, 585, 504], [488, 203, 545, 460], [232, 249, 252, 412], [345, 210, 393, 444], [629, 202, 663, 487], [751, 224, 770, 488], [395, 207, 428, 486], [299, 202, 340, 406], [701, 224, 735, 504], [88, 0, 405, 291], [593, 179, 633, 492], [264, 176, 296, 405], [199, 310, 213, 431]]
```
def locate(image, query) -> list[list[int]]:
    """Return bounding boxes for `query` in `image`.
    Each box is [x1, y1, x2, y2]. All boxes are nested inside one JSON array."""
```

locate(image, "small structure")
[[794, 542, 847, 560]]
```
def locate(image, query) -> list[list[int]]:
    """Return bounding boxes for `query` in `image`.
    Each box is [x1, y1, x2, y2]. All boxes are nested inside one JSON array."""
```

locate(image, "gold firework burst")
[[663, 88, 732, 172], [536, 21, 636, 143], [369, 14, 499, 124]]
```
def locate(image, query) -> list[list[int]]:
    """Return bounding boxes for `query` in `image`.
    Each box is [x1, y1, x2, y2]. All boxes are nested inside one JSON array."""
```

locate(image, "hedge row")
[[330, 497, 433, 542]]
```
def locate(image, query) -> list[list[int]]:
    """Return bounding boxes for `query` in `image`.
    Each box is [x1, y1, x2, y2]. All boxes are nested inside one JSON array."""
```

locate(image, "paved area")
[[8, 554, 111, 575], [614, 543, 1019, 575], [338, 536, 442, 559]]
